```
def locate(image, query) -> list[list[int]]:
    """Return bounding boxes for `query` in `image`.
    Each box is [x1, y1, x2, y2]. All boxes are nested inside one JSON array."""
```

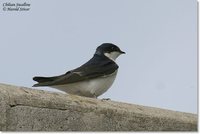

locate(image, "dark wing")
[[33, 54, 118, 86]]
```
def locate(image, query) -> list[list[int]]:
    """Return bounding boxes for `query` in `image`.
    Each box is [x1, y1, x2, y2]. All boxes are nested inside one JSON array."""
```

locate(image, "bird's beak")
[[120, 50, 126, 54]]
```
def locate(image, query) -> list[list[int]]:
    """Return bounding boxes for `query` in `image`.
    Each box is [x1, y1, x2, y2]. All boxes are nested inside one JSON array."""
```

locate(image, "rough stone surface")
[[0, 83, 197, 131]]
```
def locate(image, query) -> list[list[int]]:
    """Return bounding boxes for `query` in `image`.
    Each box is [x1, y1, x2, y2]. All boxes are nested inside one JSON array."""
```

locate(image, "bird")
[[33, 43, 125, 98]]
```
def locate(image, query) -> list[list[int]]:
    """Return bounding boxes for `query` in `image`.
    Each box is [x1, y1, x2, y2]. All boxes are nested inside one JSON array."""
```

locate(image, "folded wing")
[[33, 54, 118, 87]]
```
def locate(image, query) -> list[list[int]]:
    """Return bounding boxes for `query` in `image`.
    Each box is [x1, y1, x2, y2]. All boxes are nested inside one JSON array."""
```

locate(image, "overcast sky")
[[0, 0, 197, 113]]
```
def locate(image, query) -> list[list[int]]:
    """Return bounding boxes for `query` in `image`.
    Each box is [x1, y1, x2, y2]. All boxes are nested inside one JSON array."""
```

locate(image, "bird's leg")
[[92, 93, 98, 99]]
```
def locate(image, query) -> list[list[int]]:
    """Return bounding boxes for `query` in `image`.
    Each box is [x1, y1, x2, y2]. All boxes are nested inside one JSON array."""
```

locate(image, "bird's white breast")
[[51, 70, 118, 97]]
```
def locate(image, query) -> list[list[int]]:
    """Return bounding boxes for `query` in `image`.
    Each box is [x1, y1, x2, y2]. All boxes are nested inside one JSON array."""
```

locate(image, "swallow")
[[33, 43, 125, 98]]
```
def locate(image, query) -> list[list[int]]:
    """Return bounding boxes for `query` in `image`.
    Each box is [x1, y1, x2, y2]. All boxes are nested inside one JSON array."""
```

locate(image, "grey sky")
[[0, 0, 197, 113]]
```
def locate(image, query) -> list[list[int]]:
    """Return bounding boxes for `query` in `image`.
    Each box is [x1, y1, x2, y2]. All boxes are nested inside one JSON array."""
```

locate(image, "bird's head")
[[95, 43, 125, 61]]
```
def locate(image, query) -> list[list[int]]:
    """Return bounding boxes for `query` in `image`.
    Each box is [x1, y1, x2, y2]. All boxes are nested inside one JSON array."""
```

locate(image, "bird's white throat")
[[104, 52, 121, 61]]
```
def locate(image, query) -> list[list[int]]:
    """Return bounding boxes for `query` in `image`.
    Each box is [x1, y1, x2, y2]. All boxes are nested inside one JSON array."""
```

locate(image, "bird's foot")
[[101, 98, 111, 101]]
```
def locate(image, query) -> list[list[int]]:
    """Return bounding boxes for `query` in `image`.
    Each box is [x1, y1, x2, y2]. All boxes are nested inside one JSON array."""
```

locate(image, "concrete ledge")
[[0, 83, 197, 131]]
